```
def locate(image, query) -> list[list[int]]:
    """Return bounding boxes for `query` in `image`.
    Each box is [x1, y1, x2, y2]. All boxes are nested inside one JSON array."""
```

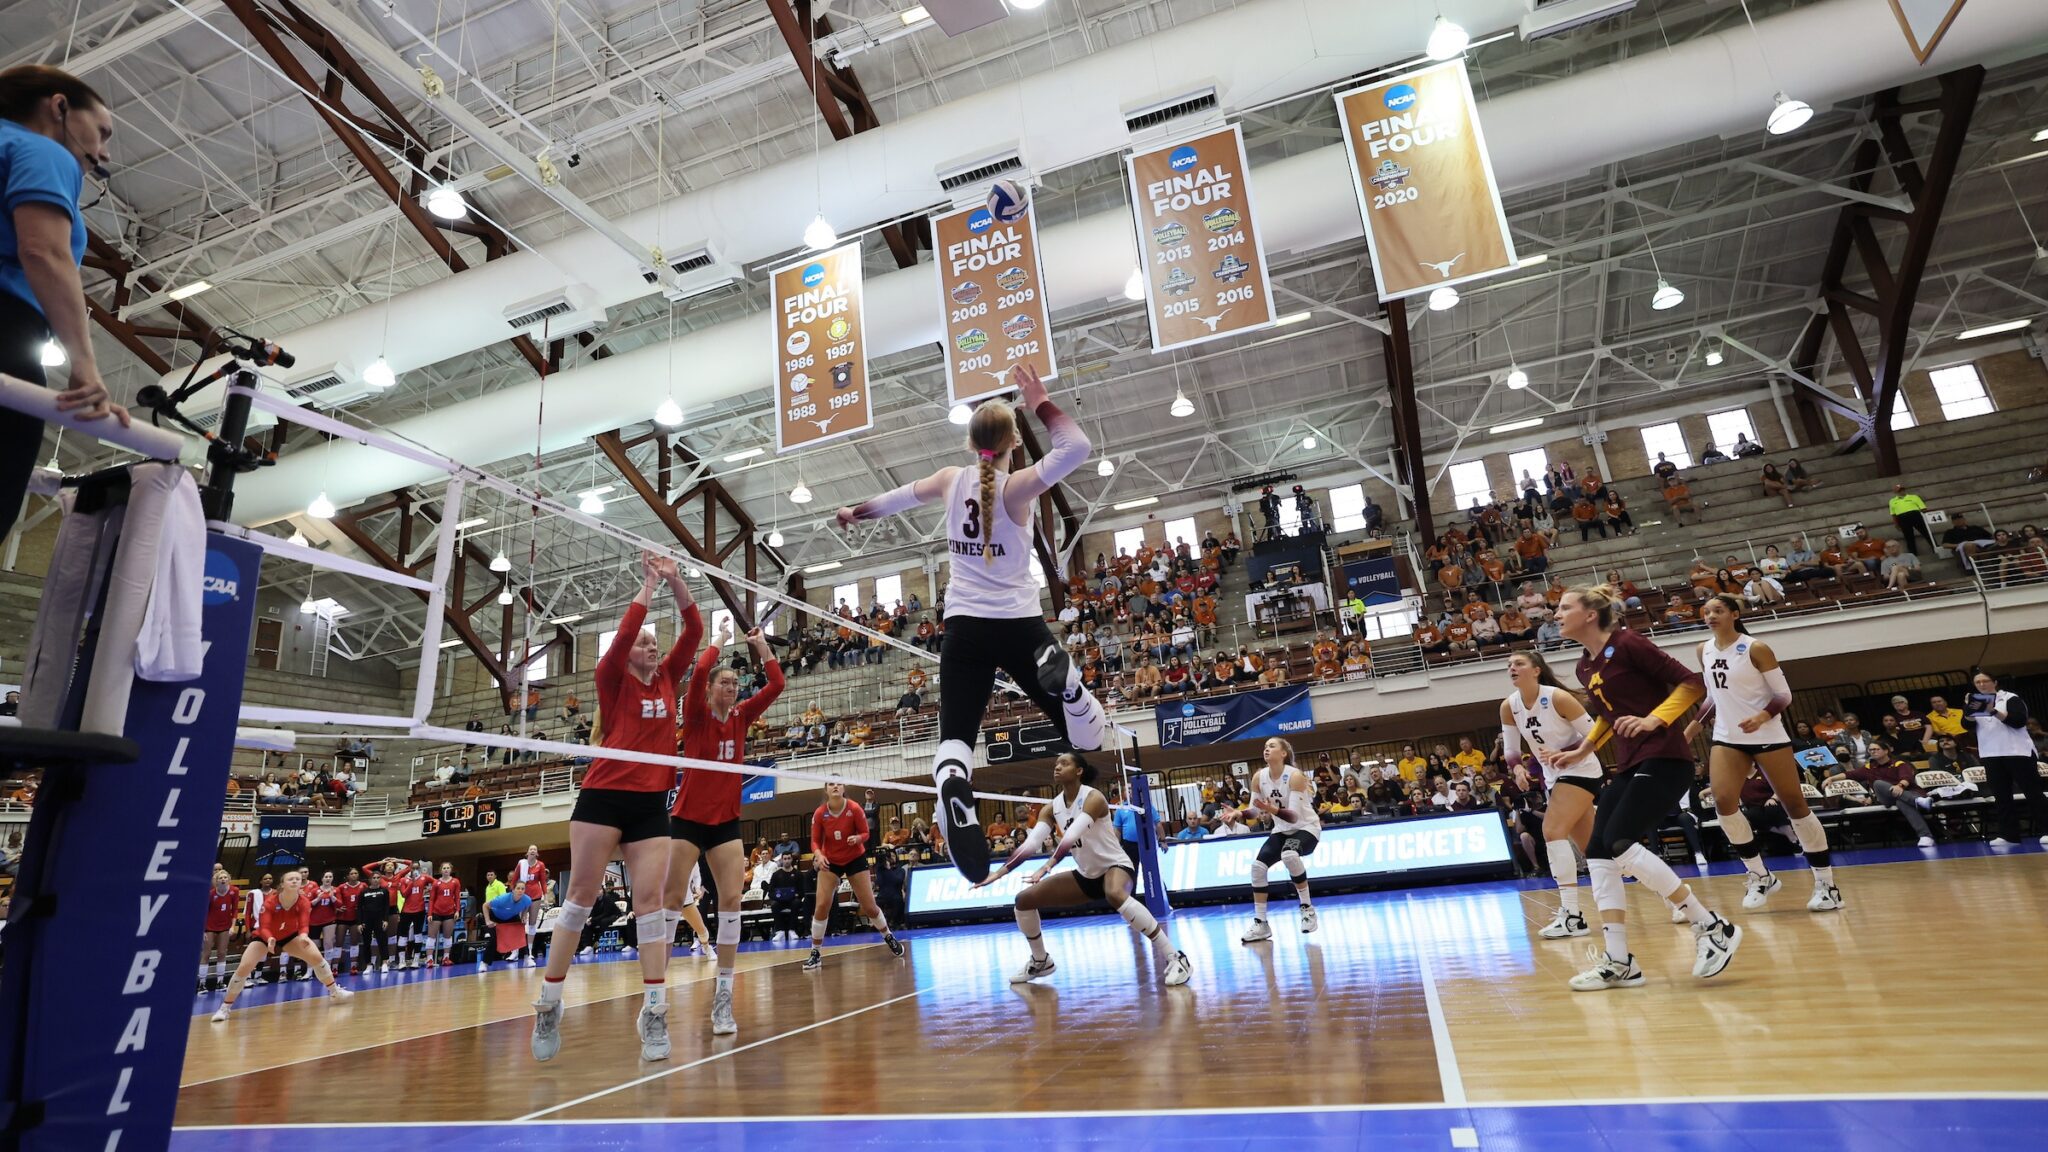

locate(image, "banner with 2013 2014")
[[1156, 685, 1313, 749]]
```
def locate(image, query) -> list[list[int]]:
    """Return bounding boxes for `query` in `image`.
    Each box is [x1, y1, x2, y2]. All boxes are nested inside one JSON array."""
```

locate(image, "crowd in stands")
[[231, 750, 364, 813]]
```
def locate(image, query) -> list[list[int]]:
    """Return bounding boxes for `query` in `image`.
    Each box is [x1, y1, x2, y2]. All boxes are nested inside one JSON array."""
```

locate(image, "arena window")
[[1706, 408, 1759, 456], [1447, 460, 1491, 510], [1930, 363, 1994, 420], [832, 581, 860, 612], [1640, 421, 1691, 469], [1506, 448, 1548, 491], [873, 573, 903, 608], [1329, 484, 1367, 532], [1113, 526, 1145, 559], [1889, 395, 1917, 430], [1163, 516, 1198, 550]]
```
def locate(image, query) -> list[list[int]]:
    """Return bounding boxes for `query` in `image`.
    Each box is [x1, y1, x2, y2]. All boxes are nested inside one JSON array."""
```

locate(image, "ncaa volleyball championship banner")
[[1335, 60, 1517, 301], [0, 533, 259, 1152], [772, 242, 871, 452], [932, 199, 1057, 407], [1156, 684, 1312, 748], [1126, 123, 1276, 352]]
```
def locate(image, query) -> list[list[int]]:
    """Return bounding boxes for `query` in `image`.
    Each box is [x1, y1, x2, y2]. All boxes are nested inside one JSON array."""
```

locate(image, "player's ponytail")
[[967, 400, 1015, 568], [1514, 649, 1564, 690], [1568, 583, 1625, 630]]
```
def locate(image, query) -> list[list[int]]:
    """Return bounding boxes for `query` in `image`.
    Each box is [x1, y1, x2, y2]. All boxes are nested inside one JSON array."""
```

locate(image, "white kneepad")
[[1280, 849, 1306, 878], [554, 901, 592, 933], [1247, 855, 1270, 886]]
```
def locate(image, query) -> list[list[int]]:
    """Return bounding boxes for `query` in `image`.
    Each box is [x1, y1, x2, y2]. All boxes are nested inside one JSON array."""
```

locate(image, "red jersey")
[[258, 890, 312, 941], [513, 858, 549, 900], [335, 881, 364, 921], [428, 876, 462, 918], [811, 801, 870, 868], [395, 872, 428, 914], [307, 885, 337, 927], [1574, 627, 1705, 768], [672, 642, 785, 824], [204, 885, 241, 933], [587, 600, 704, 791]]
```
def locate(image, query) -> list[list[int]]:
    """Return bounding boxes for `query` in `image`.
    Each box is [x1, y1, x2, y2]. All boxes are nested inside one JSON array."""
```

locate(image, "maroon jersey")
[[1573, 627, 1704, 767], [204, 885, 241, 933], [335, 880, 364, 922]]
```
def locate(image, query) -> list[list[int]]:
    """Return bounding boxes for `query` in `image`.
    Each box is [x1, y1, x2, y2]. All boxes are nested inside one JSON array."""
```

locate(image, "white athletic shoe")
[[1989, 838, 2016, 848], [1538, 909, 1590, 939], [524, 956, 537, 967], [577, 946, 594, 956], [1298, 906, 1319, 934], [1741, 871, 1781, 910], [210, 1005, 231, 1023], [1807, 884, 1843, 912], [637, 1006, 671, 1061], [622, 945, 638, 957], [1162, 950, 1192, 987], [1670, 901, 1690, 924], [1009, 955, 1056, 983], [531, 1000, 563, 1061], [327, 985, 354, 1003], [1916, 836, 1936, 848], [710, 988, 738, 1036], [1240, 919, 1273, 944], [1691, 917, 1743, 979], [1694, 854, 1710, 870], [1569, 950, 1645, 992], [2039, 836, 2048, 848]]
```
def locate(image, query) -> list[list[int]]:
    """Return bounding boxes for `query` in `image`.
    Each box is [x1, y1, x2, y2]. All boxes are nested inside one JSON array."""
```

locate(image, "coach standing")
[[2, 65, 127, 542]]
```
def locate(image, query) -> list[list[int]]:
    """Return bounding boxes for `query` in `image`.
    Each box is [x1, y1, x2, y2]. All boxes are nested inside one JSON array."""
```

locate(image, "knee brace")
[[1789, 812, 1831, 866], [1248, 857, 1270, 887], [1717, 807, 1759, 855], [933, 738, 973, 784], [1615, 842, 1684, 900], [1545, 839, 1580, 886], [1115, 897, 1160, 937], [553, 901, 592, 933], [811, 917, 829, 943], [1280, 849, 1308, 883], [717, 910, 741, 948], [1586, 858, 1626, 913], [634, 910, 667, 948]]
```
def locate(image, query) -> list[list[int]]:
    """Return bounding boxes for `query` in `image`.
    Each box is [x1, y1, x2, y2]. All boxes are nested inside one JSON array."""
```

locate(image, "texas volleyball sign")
[[1125, 123, 1276, 353], [931, 198, 1057, 408], [1335, 59, 1517, 301], [771, 242, 872, 452]]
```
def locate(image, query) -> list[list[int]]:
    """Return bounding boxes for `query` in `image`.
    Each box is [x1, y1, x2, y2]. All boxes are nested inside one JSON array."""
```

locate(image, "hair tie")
[[977, 449, 998, 460]]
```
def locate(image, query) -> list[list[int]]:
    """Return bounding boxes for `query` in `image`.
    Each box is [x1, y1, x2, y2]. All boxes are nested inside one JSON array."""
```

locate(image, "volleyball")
[[986, 178, 1029, 223]]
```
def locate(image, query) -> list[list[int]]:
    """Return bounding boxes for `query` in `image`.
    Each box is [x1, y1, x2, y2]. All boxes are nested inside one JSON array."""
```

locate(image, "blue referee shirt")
[[0, 119, 86, 316]]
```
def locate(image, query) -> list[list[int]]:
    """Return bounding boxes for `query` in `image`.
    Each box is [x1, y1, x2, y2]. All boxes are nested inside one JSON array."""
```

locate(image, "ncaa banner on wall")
[[1125, 123, 1277, 353], [1335, 60, 1517, 302], [772, 243, 872, 452], [932, 200, 1057, 407], [1342, 556, 1402, 607], [1156, 685, 1312, 749]]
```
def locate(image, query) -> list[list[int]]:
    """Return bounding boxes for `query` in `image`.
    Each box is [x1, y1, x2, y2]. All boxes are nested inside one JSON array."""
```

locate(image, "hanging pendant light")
[[1427, 286, 1459, 312], [1651, 279, 1686, 311], [578, 491, 605, 515], [803, 214, 838, 251], [1169, 390, 1195, 418], [489, 550, 511, 573], [654, 397, 684, 427], [949, 403, 973, 425], [1097, 457, 1116, 478], [1766, 92, 1813, 136], [1123, 268, 1147, 301], [363, 357, 397, 390], [1425, 16, 1469, 61], [424, 185, 468, 220], [39, 339, 65, 367], [767, 529, 785, 548], [1506, 367, 1529, 390], [790, 482, 814, 504], [497, 587, 515, 606], [307, 491, 337, 519], [288, 528, 309, 547]]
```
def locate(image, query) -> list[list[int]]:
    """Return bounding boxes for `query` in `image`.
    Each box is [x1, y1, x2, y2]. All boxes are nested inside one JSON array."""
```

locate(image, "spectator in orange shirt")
[[1341, 640, 1371, 677], [1313, 632, 1339, 665], [1438, 558, 1466, 594], [1816, 534, 1856, 578], [1602, 490, 1635, 536], [1315, 654, 1342, 681], [1662, 474, 1701, 524], [1571, 496, 1606, 542], [1444, 617, 1477, 655], [1543, 576, 1567, 607], [1498, 605, 1533, 642], [1415, 620, 1447, 655], [1688, 557, 1718, 588], [1477, 547, 1509, 590], [1514, 528, 1550, 576], [1846, 527, 1887, 575], [1461, 592, 1492, 623]]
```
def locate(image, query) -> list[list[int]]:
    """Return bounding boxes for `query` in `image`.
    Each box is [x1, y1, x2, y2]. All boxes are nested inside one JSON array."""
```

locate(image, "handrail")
[[0, 373, 193, 461]]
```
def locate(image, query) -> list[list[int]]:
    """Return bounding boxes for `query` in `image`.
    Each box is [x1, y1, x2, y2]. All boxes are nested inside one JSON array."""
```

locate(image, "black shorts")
[[1256, 829, 1320, 867], [820, 854, 869, 878], [398, 911, 425, 933], [1552, 775, 1604, 798], [670, 816, 743, 852], [270, 933, 302, 949], [571, 787, 671, 843], [1074, 865, 1136, 902], [1711, 740, 1793, 755]]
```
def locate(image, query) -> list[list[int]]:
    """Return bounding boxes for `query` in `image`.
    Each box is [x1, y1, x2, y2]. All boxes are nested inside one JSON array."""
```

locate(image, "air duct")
[[234, 0, 2048, 524]]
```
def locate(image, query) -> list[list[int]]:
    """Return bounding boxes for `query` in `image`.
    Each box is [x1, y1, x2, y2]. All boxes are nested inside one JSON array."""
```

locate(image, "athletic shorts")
[[1256, 829, 1320, 867], [670, 816, 743, 852], [1712, 740, 1793, 755], [269, 933, 302, 949], [1550, 774, 1604, 798], [1074, 864, 1136, 902], [571, 786, 671, 843], [398, 911, 425, 933], [819, 854, 869, 878]]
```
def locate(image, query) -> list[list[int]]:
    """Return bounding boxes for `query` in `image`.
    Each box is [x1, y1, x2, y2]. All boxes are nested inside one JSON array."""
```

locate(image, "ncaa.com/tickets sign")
[[1155, 684, 1312, 748], [932, 199, 1057, 407], [772, 243, 871, 452]]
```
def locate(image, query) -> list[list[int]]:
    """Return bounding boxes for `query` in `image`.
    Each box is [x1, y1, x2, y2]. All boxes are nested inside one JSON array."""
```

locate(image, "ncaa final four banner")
[[1125, 123, 1277, 353], [932, 199, 1057, 408], [1335, 60, 1518, 302], [772, 243, 872, 452]]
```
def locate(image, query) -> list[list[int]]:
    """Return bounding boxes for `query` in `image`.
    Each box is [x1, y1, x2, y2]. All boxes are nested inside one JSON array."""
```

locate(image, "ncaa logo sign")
[[1168, 145, 1199, 172], [1384, 84, 1418, 112], [202, 547, 241, 605], [801, 262, 826, 287], [967, 208, 995, 233], [1181, 702, 1197, 717]]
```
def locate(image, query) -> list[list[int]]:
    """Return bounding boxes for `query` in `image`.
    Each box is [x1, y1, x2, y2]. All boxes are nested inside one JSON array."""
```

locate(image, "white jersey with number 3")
[[1701, 635, 1790, 745], [1252, 766, 1320, 835], [1508, 685, 1602, 786], [1049, 785, 1131, 880], [943, 466, 1039, 620]]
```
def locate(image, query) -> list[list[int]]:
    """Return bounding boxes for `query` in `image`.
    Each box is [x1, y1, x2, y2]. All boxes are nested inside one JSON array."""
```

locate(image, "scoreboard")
[[421, 798, 501, 838]]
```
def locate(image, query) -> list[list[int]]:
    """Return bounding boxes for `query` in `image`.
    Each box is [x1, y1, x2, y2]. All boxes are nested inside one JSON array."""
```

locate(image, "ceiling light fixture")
[[1425, 15, 1470, 60], [1505, 367, 1529, 390], [1011, 0, 1047, 9], [578, 492, 605, 515], [1112, 496, 1160, 511], [803, 214, 838, 251], [653, 397, 684, 427], [307, 491, 337, 519], [489, 551, 511, 572], [497, 587, 515, 606], [1651, 279, 1685, 310], [1302, 435, 1318, 451], [550, 614, 584, 625], [167, 280, 213, 301], [1488, 417, 1545, 435], [1123, 268, 1146, 301], [1705, 347, 1725, 367], [1169, 390, 1195, 418], [453, 517, 488, 531], [39, 340, 64, 367], [300, 597, 316, 614], [1427, 286, 1459, 311], [723, 447, 765, 462], [363, 357, 397, 390], [424, 185, 468, 220], [767, 529, 785, 547], [948, 403, 973, 425], [1097, 457, 1116, 478], [1767, 92, 1814, 136], [287, 528, 308, 547], [2034, 128, 2048, 143], [1516, 253, 1548, 269], [1956, 317, 2034, 340], [790, 482, 814, 504], [1275, 311, 1312, 326], [900, 4, 929, 26], [805, 561, 843, 575]]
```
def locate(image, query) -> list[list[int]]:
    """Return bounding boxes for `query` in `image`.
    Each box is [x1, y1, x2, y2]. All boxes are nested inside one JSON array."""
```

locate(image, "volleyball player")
[[389, 860, 427, 970], [1683, 595, 1841, 911], [836, 363, 1109, 883], [427, 862, 463, 966], [675, 860, 713, 960], [354, 866, 393, 974], [1239, 737, 1321, 942], [200, 867, 239, 992], [1540, 585, 1742, 991], [1499, 652, 1601, 939], [334, 868, 364, 975], [664, 622, 783, 1038], [510, 846, 548, 964], [211, 871, 354, 1023], [978, 753, 1189, 986], [532, 552, 700, 1064], [802, 781, 905, 972], [308, 871, 339, 976]]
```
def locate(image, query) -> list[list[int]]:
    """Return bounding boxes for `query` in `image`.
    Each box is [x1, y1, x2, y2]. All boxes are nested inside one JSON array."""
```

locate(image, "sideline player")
[[211, 871, 354, 1022], [427, 862, 464, 966], [1684, 595, 1842, 911], [200, 867, 240, 991], [354, 866, 394, 974], [836, 363, 1108, 882], [531, 553, 700, 1063], [802, 781, 905, 971], [1500, 651, 1602, 939], [979, 753, 1189, 986], [664, 623, 783, 1038], [510, 845, 548, 964], [1542, 585, 1741, 991], [308, 871, 339, 975], [1240, 737, 1321, 942], [334, 867, 365, 975]]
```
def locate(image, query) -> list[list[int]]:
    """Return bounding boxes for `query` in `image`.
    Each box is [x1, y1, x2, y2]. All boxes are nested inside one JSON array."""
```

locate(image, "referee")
[[2, 64, 127, 542]]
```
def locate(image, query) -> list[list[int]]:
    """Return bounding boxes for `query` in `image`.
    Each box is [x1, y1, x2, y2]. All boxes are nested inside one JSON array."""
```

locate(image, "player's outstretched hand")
[[971, 863, 1009, 890], [835, 506, 858, 529], [1012, 362, 1048, 409]]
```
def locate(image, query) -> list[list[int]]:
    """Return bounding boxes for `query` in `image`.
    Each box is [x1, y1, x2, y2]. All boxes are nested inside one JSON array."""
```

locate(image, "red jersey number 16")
[[719, 739, 737, 760]]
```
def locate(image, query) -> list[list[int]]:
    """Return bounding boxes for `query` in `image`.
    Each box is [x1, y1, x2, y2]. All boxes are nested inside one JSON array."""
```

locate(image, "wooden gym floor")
[[170, 845, 2048, 1151]]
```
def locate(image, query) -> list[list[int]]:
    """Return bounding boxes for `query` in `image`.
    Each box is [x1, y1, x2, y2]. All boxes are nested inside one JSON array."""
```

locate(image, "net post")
[[1123, 728, 1173, 919]]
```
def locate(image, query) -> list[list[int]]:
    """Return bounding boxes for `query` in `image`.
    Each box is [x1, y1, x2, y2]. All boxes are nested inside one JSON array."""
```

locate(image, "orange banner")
[[932, 200, 1057, 407], [771, 244, 871, 453], [1125, 123, 1275, 353], [1336, 60, 1517, 302]]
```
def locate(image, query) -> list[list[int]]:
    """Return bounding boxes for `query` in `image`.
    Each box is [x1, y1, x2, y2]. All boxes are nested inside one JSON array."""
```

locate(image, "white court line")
[[172, 1091, 2048, 1132], [516, 985, 929, 1122], [1405, 894, 1473, 1148]]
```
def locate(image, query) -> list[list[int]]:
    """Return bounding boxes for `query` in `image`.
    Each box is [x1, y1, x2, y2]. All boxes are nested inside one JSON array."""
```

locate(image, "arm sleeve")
[[2, 137, 81, 215], [1054, 811, 1095, 853], [852, 469, 953, 520], [1003, 401, 1091, 513], [596, 601, 647, 700], [660, 602, 704, 682], [1761, 667, 1792, 716], [1632, 634, 1706, 726], [1015, 820, 1052, 857], [683, 643, 720, 726], [1582, 717, 1615, 754], [738, 656, 786, 723], [1499, 722, 1523, 765]]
